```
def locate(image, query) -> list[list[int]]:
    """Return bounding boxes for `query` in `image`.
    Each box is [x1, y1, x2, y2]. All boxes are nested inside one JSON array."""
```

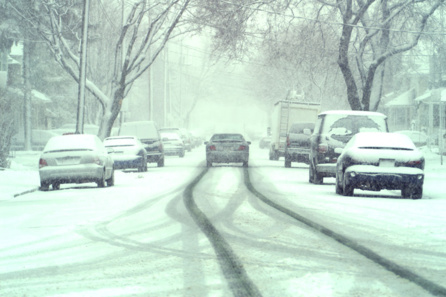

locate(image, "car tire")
[[157, 157, 164, 167], [243, 161, 248, 167], [342, 175, 354, 196], [402, 184, 422, 199], [284, 159, 291, 168], [40, 182, 50, 191], [179, 151, 185, 158], [97, 170, 106, 188], [106, 169, 115, 187], [52, 182, 60, 190], [335, 174, 343, 195], [206, 160, 212, 167], [309, 162, 323, 184], [138, 160, 145, 172]]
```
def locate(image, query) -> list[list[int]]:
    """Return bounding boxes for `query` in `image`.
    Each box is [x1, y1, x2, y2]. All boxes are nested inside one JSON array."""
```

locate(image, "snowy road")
[[0, 146, 445, 296]]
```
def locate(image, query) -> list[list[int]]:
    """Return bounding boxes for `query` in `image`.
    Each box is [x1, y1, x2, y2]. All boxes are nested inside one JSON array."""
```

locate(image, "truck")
[[268, 100, 321, 164]]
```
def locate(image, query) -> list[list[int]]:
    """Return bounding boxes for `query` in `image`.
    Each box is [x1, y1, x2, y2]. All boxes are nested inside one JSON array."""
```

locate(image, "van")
[[119, 121, 164, 167], [309, 110, 388, 184]]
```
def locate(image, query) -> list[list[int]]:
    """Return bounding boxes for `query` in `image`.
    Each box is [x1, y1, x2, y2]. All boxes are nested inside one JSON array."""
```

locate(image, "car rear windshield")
[[322, 114, 387, 136], [211, 134, 244, 142]]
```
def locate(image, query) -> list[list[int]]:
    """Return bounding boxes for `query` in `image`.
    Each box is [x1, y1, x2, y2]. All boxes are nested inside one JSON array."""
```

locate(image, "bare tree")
[[195, 0, 444, 111], [9, 0, 193, 139]]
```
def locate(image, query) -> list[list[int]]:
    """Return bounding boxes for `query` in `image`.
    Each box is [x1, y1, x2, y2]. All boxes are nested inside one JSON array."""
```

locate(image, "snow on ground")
[[0, 145, 445, 297]]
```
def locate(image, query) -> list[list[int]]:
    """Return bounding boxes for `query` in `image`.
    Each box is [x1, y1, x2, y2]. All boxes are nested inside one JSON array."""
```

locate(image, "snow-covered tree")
[[9, 0, 193, 139]]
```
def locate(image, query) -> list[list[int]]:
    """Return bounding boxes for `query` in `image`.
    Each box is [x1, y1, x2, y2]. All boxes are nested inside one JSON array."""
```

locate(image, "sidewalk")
[[0, 151, 41, 200]]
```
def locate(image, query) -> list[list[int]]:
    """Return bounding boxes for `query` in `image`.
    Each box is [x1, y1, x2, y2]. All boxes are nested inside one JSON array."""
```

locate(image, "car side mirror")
[[204, 141, 209, 145], [334, 147, 343, 154], [247, 141, 251, 145]]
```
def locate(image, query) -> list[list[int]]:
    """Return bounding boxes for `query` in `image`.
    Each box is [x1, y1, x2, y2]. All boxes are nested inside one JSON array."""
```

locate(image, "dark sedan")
[[104, 136, 147, 172], [335, 132, 424, 199], [205, 133, 251, 167]]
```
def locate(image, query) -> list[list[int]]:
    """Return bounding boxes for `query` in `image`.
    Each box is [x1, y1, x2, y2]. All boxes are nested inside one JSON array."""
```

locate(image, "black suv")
[[309, 110, 388, 184], [284, 122, 314, 167]]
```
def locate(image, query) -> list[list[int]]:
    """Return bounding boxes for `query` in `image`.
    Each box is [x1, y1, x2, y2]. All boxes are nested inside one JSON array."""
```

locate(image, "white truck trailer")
[[269, 100, 321, 160]]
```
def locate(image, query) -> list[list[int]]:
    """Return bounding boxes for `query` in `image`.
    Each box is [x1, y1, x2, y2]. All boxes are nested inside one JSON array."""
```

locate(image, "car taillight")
[[39, 158, 48, 168], [209, 145, 216, 151], [238, 145, 247, 151], [318, 143, 328, 153]]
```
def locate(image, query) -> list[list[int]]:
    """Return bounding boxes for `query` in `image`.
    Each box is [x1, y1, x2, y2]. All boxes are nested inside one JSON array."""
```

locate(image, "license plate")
[[379, 159, 395, 167], [57, 157, 80, 165]]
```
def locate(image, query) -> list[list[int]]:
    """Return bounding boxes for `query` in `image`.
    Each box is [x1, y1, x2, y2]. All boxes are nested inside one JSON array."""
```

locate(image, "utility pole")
[[76, 0, 90, 134]]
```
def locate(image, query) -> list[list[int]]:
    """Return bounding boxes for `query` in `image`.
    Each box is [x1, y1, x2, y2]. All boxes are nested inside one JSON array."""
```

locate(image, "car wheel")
[[97, 170, 106, 188], [342, 174, 354, 196], [106, 169, 115, 187], [335, 174, 343, 195], [284, 159, 291, 168], [40, 181, 50, 191], [157, 157, 164, 167], [269, 150, 273, 160], [138, 160, 145, 172], [402, 184, 422, 199], [52, 182, 60, 190], [179, 151, 185, 158], [206, 160, 212, 167], [243, 161, 248, 167], [309, 162, 323, 184]]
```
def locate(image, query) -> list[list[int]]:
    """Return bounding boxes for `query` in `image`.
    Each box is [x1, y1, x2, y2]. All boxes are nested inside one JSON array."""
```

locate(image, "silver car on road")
[[205, 133, 251, 167]]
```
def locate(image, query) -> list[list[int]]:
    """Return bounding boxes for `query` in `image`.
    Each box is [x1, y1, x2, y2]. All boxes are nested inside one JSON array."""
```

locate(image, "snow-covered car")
[[159, 127, 192, 152], [205, 133, 251, 167], [335, 132, 424, 199], [51, 123, 100, 135], [104, 136, 147, 172], [161, 132, 185, 157], [38, 134, 115, 190]]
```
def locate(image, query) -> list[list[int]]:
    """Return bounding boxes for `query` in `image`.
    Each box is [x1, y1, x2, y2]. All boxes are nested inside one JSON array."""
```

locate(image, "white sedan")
[[39, 134, 115, 190], [335, 132, 425, 199]]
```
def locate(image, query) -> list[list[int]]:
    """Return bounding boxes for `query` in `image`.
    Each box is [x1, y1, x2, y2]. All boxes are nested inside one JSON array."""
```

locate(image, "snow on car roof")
[[43, 134, 100, 152], [104, 136, 138, 146], [320, 110, 387, 117], [349, 132, 416, 149], [160, 132, 181, 140]]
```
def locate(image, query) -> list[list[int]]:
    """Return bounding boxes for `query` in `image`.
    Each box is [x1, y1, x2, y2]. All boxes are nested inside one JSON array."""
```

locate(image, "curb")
[[13, 187, 39, 198]]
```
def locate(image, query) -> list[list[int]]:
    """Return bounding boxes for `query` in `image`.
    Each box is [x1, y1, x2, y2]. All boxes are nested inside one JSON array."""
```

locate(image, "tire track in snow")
[[243, 167, 446, 297], [183, 167, 262, 297]]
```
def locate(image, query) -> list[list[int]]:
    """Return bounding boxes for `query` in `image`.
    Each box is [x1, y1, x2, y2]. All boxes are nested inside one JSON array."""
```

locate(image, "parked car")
[[335, 132, 424, 199], [309, 110, 388, 184], [394, 130, 429, 147], [204, 133, 251, 167], [160, 132, 185, 157], [284, 122, 314, 167], [119, 121, 164, 167], [159, 127, 192, 152], [104, 136, 147, 172], [259, 135, 271, 149], [38, 134, 114, 190]]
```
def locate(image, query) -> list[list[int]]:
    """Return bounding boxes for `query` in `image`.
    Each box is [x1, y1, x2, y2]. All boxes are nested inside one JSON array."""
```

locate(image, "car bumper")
[[344, 165, 424, 191], [164, 147, 184, 156], [316, 163, 337, 177], [285, 148, 310, 162], [207, 152, 249, 163], [146, 152, 163, 163], [112, 155, 144, 169], [40, 164, 104, 184]]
